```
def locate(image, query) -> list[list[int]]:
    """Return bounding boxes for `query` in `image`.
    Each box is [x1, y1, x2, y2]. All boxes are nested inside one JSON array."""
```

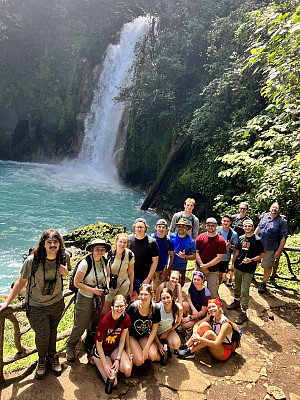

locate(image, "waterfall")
[[78, 16, 151, 180]]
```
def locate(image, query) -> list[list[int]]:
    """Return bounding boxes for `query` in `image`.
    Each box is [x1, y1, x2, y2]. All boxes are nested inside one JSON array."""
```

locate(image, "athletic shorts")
[[92, 344, 113, 358], [261, 250, 276, 270], [221, 344, 232, 361], [219, 260, 229, 273]]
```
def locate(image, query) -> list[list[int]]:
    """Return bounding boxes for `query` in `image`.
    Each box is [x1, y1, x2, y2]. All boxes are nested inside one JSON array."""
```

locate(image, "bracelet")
[[189, 315, 193, 320], [116, 356, 121, 361]]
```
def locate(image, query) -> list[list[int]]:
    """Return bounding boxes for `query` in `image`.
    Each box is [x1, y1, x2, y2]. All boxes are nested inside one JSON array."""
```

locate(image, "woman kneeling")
[[126, 284, 161, 365], [177, 299, 236, 361], [91, 295, 132, 389], [155, 288, 183, 364]]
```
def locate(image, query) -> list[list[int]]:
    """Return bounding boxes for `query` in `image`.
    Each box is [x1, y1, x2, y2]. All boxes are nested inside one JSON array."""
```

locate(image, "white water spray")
[[78, 16, 151, 180]]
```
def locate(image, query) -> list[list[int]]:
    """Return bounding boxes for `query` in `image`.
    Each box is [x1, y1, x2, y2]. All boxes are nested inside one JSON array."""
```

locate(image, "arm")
[[254, 225, 259, 235], [143, 256, 158, 284], [230, 250, 239, 271], [182, 293, 197, 324], [155, 284, 163, 303], [0, 276, 28, 311], [127, 262, 134, 299], [274, 237, 286, 259], [194, 305, 208, 320], [160, 304, 183, 339], [243, 252, 265, 265], [201, 253, 223, 270], [74, 270, 104, 296], [169, 214, 177, 236], [177, 283, 183, 306], [59, 263, 69, 277], [96, 340, 113, 376], [192, 218, 199, 240], [111, 328, 128, 372], [162, 251, 175, 276], [142, 322, 159, 362]]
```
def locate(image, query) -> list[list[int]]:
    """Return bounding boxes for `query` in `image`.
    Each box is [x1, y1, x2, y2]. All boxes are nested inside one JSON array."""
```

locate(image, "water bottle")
[[161, 343, 168, 366], [105, 369, 116, 394]]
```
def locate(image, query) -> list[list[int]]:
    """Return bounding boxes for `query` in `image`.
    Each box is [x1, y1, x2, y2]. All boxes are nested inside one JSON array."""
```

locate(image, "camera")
[[109, 273, 118, 289], [99, 282, 109, 295], [42, 279, 56, 296]]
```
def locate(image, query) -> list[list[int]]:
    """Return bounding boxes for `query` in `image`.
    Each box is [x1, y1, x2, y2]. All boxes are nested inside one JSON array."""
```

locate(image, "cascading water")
[[78, 16, 151, 180]]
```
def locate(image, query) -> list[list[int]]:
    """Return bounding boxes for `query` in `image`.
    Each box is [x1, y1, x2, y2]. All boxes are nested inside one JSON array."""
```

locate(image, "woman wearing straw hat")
[[66, 239, 111, 362]]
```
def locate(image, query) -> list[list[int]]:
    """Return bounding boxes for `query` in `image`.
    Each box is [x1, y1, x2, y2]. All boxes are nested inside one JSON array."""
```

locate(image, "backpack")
[[150, 233, 170, 252], [69, 254, 93, 293], [217, 227, 234, 243], [175, 212, 195, 227]]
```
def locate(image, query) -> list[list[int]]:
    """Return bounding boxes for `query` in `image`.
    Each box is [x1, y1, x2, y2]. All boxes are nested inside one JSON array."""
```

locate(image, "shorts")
[[261, 250, 276, 270], [92, 343, 113, 359], [219, 260, 229, 273], [221, 344, 232, 361], [105, 277, 130, 302], [152, 270, 167, 291]]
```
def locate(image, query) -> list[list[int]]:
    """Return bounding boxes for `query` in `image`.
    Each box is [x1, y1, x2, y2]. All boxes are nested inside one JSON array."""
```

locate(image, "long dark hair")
[[32, 229, 65, 261], [160, 287, 178, 326]]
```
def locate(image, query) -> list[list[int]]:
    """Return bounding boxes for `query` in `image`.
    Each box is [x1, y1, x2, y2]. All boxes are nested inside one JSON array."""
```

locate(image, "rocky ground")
[[1, 279, 299, 400]]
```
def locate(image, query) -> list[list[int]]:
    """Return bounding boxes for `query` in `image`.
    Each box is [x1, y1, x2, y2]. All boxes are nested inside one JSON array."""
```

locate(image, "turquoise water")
[[0, 160, 160, 294]]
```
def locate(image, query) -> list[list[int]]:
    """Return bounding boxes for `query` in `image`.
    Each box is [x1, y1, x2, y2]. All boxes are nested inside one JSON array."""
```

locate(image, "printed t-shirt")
[[234, 234, 264, 274], [77, 256, 108, 298], [130, 236, 159, 280], [188, 283, 211, 311], [126, 300, 161, 339], [169, 233, 196, 270], [153, 233, 175, 272], [195, 233, 226, 272], [94, 311, 131, 355], [21, 253, 71, 307]]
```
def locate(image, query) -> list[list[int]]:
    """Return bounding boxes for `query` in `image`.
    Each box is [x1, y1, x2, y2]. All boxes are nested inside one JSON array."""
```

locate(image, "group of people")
[[0, 197, 288, 389]]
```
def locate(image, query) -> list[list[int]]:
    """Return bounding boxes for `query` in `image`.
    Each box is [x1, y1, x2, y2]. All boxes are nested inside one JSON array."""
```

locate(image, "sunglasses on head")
[[193, 271, 204, 277]]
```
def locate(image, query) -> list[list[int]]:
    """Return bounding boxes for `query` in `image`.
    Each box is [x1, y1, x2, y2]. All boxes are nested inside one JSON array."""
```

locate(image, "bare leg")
[[92, 355, 117, 385], [139, 336, 160, 362], [166, 330, 181, 349], [128, 336, 143, 366], [111, 347, 132, 377]]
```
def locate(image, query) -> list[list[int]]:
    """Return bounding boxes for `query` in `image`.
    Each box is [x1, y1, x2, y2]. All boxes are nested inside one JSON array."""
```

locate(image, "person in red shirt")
[[195, 218, 226, 298], [91, 295, 132, 387]]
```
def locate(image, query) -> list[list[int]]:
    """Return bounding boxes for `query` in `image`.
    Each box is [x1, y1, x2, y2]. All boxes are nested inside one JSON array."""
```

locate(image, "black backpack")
[[69, 255, 93, 293]]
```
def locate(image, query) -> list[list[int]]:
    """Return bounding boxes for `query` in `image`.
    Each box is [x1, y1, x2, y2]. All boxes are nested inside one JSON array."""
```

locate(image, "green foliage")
[[63, 222, 126, 249], [217, 2, 300, 230]]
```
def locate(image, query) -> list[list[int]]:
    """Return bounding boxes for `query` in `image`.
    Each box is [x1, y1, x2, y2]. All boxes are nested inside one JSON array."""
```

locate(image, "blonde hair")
[[113, 233, 130, 249], [184, 198, 195, 205]]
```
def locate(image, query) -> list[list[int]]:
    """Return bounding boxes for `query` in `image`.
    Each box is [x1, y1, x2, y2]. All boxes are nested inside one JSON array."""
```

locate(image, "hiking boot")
[[236, 312, 248, 325], [174, 343, 187, 355], [48, 354, 62, 376], [177, 348, 195, 359], [258, 282, 267, 294], [226, 279, 233, 287], [66, 349, 75, 362], [35, 356, 47, 380], [227, 299, 240, 310]]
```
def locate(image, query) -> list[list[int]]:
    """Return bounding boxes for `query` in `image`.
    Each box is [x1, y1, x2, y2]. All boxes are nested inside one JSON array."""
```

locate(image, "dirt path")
[[1, 280, 299, 400]]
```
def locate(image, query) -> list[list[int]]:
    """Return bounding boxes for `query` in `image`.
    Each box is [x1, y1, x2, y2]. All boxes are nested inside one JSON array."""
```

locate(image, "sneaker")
[[236, 312, 248, 325], [66, 349, 75, 362], [174, 343, 187, 355], [258, 282, 267, 294], [177, 348, 195, 359], [35, 356, 47, 380], [48, 354, 62, 376], [227, 299, 240, 310], [226, 279, 233, 287]]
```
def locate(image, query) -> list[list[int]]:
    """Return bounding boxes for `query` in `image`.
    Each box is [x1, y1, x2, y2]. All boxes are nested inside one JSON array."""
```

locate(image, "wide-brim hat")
[[86, 239, 111, 252], [175, 218, 192, 229]]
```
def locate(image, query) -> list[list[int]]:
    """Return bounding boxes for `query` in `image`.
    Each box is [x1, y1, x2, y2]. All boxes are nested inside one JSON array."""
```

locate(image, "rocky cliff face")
[[0, 0, 145, 162]]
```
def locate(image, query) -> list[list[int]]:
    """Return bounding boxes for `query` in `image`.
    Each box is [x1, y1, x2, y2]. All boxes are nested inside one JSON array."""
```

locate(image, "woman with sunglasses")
[[91, 295, 132, 389], [155, 270, 183, 306], [125, 284, 161, 365], [181, 271, 211, 330], [155, 287, 183, 363], [177, 299, 236, 361]]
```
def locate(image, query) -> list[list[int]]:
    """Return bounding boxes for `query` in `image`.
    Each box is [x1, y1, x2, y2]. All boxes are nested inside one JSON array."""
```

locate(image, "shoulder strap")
[[103, 314, 126, 342], [227, 227, 233, 242], [84, 254, 93, 279], [217, 227, 222, 235]]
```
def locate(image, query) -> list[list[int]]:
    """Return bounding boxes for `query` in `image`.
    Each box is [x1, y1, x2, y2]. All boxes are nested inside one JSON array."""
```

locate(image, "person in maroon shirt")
[[91, 295, 132, 387], [195, 218, 226, 298]]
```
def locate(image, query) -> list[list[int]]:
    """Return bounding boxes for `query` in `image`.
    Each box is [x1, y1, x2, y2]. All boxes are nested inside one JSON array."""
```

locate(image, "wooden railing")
[[0, 291, 75, 383]]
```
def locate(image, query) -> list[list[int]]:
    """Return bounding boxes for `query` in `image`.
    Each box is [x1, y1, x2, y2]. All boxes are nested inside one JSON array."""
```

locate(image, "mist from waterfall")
[[78, 16, 151, 180]]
